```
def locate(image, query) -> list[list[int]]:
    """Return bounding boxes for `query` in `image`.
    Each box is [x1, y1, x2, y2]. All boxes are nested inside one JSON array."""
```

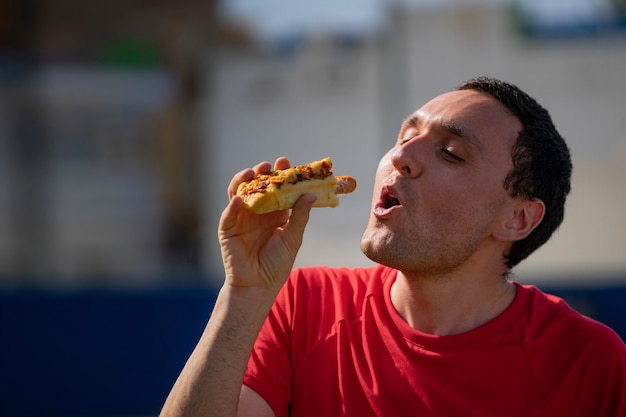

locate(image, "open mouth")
[[374, 186, 402, 217], [383, 193, 401, 209]]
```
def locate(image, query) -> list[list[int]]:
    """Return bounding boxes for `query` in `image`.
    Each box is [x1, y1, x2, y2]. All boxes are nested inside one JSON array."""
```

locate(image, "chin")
[[360, 228, 395, 265]]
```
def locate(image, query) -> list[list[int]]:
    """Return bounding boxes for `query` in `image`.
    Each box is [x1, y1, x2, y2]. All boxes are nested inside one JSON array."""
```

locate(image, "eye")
[[442, 147, 464, 162]]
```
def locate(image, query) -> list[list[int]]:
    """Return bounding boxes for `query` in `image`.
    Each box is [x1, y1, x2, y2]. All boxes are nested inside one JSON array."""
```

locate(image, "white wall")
[[203, 41, 382, 281], [203, 4, 626, 285]]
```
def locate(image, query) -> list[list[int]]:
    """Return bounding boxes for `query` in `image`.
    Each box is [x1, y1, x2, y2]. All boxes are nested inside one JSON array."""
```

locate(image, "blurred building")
[[0, 0, 624, 289], [202, 30, 383, 279], [204, 2, 626, 286], [0, 0, 215, 287]]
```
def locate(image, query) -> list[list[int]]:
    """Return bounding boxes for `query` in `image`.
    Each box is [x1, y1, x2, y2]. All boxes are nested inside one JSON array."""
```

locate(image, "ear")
[[494, 199, 545, 242]]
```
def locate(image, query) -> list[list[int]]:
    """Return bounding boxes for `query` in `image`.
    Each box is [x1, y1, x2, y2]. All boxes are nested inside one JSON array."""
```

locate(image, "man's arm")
[[238, 385, 276, 417], [159, 158, 315, 417], [159, 285, 275, 417]]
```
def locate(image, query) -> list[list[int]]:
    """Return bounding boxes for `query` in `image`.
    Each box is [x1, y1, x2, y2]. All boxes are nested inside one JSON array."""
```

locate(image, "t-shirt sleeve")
[[243, 277, 295, 417]]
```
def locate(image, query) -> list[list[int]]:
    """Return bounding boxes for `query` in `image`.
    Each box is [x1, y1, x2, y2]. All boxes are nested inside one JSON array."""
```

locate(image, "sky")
[[220, 0, 618, 42], [219, 0, 387, 41]]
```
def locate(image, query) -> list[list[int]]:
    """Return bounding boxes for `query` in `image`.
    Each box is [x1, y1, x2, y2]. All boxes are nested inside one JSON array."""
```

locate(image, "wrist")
[[215, 283, 278, 327]]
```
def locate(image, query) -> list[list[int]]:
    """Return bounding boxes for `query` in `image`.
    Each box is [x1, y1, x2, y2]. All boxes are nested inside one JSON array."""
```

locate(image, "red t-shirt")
[[244, 265, 626, 417]]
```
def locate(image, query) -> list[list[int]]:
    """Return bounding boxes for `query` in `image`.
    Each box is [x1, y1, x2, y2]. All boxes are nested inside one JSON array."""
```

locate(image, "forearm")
[[159, 285, 276, 417], [160, 157, 314, 416]]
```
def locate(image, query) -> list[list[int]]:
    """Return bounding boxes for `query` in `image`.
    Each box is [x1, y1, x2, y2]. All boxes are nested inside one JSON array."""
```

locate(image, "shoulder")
[[512, 284, 626, 413], [514, 284, 624, 345], [518, 284, 624, 342], [513, 283, 626, 373]]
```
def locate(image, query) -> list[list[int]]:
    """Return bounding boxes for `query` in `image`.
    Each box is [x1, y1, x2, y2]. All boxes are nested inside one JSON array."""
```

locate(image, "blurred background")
[[1, 0, 625, 415]]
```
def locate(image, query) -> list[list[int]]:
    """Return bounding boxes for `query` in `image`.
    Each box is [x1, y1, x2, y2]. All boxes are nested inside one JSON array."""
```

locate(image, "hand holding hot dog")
[[219, 157, 320, 294]]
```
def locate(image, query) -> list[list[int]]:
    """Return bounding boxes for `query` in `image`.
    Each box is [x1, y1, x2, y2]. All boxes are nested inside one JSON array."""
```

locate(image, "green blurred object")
[[99, 38, 163, 69], [611, 0, 626, 13]]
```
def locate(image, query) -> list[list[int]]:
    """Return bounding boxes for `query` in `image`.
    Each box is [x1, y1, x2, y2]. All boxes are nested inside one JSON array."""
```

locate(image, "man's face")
[[360, 89, 522, 275]]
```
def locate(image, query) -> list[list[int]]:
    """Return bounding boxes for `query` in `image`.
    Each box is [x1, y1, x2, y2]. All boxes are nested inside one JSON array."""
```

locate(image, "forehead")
[[411, 89, 521, 147]]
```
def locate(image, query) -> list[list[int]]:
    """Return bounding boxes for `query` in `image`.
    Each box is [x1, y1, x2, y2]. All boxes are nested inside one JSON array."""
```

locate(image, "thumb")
[[283, 193, 316, 245]]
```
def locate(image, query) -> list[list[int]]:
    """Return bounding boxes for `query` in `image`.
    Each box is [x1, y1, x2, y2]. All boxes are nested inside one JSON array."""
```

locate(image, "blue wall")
[[1, 282, 625, 416], [1, 286, 217, 417]]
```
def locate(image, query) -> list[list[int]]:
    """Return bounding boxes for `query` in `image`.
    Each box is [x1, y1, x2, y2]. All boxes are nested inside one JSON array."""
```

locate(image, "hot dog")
[[236, 157, 357, 214]]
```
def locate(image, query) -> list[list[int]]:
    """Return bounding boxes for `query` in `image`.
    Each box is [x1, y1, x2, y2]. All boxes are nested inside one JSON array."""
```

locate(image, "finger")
[[253, 160, 273, 174], [283, 193, 316, 244], [274, 157, 291, 171], [227, 168, 253, 198], [227, 161, 272, 198], [219, 195, 244, 231]]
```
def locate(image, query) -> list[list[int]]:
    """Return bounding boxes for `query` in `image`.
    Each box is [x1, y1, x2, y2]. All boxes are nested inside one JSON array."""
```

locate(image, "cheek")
[[433, 171, 503, 205], [419, 186, 494, 230], [376, 152, 395, 176], [434, 191, 506, 234]]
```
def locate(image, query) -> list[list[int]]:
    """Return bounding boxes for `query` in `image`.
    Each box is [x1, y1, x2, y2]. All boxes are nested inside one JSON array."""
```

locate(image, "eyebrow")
[[402, 114, 484, 155], [401, 115, 420, 130]]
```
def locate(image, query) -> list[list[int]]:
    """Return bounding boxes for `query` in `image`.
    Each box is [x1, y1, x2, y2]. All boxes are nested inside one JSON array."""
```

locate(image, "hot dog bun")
[[236, 157, 356, 214]]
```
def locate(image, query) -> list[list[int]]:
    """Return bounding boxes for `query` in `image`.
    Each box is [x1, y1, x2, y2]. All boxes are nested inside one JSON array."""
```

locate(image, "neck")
[[390, 270, 516, 336]]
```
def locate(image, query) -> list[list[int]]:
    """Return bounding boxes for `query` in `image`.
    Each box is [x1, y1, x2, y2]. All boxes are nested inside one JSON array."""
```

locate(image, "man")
[[160, 77, 626, 416]]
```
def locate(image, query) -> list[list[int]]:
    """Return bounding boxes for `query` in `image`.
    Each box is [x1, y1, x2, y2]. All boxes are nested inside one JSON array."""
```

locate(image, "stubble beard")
[[360, 218, 487, 279]]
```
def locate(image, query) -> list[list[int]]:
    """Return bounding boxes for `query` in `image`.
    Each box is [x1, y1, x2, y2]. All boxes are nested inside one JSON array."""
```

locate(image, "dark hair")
[[457, 76, 572, 270]]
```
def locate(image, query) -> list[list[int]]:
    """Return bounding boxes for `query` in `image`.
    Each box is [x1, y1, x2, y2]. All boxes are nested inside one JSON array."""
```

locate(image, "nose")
[[389, 138, 424, 178]]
